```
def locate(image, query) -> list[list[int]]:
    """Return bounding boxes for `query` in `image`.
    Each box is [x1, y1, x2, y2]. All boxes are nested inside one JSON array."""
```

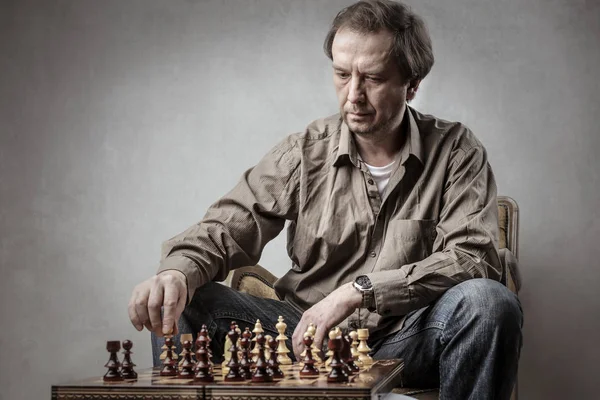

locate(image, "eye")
[[367, 76, 383, 83], [336, 71, 350, 79]]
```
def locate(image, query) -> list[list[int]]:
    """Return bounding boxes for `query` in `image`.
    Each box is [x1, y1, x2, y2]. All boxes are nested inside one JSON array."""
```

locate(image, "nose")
[[347, 76, 365, 104]]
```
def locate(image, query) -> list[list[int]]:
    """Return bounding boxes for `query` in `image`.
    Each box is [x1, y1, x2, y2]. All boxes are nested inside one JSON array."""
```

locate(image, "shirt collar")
[[333, 105, 424, 167]]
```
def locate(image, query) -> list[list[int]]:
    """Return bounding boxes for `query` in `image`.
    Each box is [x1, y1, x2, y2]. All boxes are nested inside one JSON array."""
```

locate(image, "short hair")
[[324, 0, 434, 82]]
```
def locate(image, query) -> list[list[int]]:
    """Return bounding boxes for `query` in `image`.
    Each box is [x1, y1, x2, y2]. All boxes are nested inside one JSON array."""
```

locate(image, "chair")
[[224, 196, 521, 400]]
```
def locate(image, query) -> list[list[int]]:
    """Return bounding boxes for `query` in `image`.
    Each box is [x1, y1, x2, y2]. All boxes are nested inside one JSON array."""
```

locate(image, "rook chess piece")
[[357, 328, 373, 367], [103, 341, 123, 381], [121, 340, 138, 380]]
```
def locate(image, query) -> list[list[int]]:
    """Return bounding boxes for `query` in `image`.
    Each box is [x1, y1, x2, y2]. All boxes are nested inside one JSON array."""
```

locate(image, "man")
[[129, 1, 522, 398]]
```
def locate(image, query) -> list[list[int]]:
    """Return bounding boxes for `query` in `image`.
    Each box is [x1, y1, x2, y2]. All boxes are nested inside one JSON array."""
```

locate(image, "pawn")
[[103, 341, 123, 381], [306, 323, 323, 363], [194, 334, 214, 382], [251, 333, 273, 382], [299, 333, 319, 377], [349, 330, 361, 366], [267, 336, 284, 379], [121, 340, 138, 380], [179, 334, 194, 367], [160, 337, 178, 376], [326, 329, 348, 383], [239, 327, 253, 379], [178, 341, 195, 378]]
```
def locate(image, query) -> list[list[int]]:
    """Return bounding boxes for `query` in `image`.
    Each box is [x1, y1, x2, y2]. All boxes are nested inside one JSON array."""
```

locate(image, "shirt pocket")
[[386, 219, 438, 265]]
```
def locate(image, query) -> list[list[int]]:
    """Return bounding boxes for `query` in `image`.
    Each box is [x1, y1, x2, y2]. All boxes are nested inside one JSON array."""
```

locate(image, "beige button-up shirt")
[[158, 106, 502, 339]]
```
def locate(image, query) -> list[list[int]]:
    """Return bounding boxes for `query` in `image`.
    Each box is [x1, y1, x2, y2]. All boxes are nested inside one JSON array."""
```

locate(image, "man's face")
[[331, 28, 411, 137]]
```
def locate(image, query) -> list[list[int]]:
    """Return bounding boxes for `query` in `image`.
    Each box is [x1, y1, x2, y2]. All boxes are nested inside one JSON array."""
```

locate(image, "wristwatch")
[[353, 275, 376, 312]]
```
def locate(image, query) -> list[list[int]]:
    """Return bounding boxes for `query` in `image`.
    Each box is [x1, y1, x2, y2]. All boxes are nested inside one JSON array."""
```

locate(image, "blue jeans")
[[151, 278, 523, 400]]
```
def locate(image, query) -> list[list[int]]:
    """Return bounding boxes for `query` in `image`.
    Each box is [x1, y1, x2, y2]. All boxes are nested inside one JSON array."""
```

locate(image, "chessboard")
[[51, 360, 404, 400]]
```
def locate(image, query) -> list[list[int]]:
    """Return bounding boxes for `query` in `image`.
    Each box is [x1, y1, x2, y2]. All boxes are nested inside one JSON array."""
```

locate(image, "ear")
[[406, 79, 421, 101]]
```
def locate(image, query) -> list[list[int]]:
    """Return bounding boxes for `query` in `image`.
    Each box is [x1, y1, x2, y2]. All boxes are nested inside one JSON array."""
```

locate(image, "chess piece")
[[251, 333, 273, 382], [194, 334, 214, 382], [267, 336, 284, 379], [221, 329, 233, 373], [178, 340, 195, 378], [121, 340, 138, 380], [251, 320, 264, 363], [225, 321, 245, 382], [198, 325, 214, 371], [326, 329, 349, 383], [357, 328, 373, 367], [349, 330, 360, 366], [299, 333, 319, 377], [179, 334, 194, 367], [160, 337, 178, 376], [325, 326, 343, 369], [306, 323, 323, 363], [103, 341, 123, 381], [275, 316, 292, 365], [239, 327, 253, 379], [342, 334, 359, 374], [264, 334, 273, 360]]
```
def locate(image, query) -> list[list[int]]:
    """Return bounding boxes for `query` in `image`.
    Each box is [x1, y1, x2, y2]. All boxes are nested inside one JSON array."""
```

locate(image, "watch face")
[[356, 275, 372, 289]]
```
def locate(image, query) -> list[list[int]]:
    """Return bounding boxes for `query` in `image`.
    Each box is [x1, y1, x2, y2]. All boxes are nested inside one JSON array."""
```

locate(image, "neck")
[[354, 107, 408, 167]]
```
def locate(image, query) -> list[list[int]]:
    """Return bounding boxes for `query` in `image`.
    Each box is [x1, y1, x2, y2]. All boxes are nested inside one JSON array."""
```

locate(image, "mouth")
[[347, 112, 372, 119]]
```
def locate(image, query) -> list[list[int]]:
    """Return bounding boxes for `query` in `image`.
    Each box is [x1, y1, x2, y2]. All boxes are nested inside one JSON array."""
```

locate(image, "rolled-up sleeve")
[[157, 138, 300, 303], [368, 138, 502, 317]]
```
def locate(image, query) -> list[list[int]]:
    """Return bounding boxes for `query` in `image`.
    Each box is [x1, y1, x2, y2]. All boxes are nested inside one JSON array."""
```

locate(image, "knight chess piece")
[[103, 341, 123, 381]]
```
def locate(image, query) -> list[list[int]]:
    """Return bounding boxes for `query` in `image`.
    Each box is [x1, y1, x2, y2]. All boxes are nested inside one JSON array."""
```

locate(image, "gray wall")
[[1, 0, 598, 399]]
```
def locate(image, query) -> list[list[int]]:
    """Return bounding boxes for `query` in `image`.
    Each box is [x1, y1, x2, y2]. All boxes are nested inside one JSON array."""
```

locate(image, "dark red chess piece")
[[267, 336, 284, 379], [194, 335, 214, 382], [178, 340, 195, 378], [251, 333, 273, 382], [199, 324, 214, 370], [299, 334, 319, 377], [342, 334, 359, 374], [160, 337, 178, 376], [239, 327, 253, 379], [103, 341, 124, 381], [327, 331, 348, 383], [225, 321, 245, 382], [121, 340, 138, 380]]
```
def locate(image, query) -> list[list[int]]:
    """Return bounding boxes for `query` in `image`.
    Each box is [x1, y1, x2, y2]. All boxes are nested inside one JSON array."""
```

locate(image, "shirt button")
[[368, 179, 374, 185], [370, 251, 377, 258]]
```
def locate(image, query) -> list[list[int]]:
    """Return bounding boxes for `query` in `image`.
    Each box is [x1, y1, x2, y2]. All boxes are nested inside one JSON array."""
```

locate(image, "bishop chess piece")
[[239, 327, 253, 379], [326, 329, 349, 383], [160, 336, 178, 376], [299, 332, 319, 377], [103, 341, 123, 381], [357, 328, 373, 367], [225, 321, 245, 382], [267, 336, 284, 379], [121, 339, 138, 380], [251, 333, 273, 382], [178, 341, 196, 378], [251, 319, 264, 363], [275, 316, 292, 365], [194, 334, 214, 382]]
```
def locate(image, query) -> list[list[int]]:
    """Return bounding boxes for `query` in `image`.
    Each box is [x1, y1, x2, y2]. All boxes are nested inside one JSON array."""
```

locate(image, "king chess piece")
[[275, 316, 292, 365], [103, 341, 123, 381], [121, 340, 138, 380]]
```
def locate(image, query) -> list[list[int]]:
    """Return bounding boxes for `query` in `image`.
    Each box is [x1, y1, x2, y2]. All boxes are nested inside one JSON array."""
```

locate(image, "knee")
[[449, 279, 523, 329]]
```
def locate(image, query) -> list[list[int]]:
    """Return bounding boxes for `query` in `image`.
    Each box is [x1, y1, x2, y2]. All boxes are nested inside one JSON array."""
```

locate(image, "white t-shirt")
[[364, 160, 396, 196]]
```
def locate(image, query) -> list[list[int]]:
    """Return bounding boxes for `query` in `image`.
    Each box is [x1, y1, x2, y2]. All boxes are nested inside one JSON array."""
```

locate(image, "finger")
[[128, 290, 143, 331], [133, 286, 153, 332], [147, 280, 165, 335], [161, 282, 183, 335]]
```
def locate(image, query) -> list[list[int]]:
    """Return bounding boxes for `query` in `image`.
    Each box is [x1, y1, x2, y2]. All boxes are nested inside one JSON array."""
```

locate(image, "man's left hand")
[[291, 282, 362, 360]]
